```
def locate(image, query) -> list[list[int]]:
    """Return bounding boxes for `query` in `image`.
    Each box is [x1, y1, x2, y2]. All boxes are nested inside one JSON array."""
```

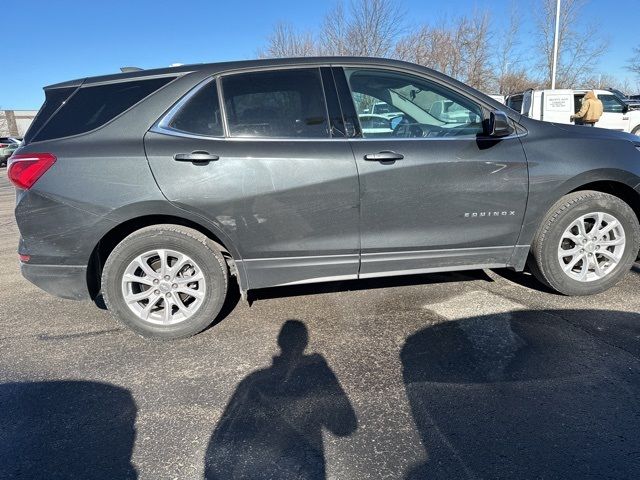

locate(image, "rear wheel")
[[102, 224, 228, 339], [529, 191, 639, 296]]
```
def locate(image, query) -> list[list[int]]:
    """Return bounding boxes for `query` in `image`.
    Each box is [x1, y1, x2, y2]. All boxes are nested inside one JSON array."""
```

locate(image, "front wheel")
[[529, 191, 640, 296], [102, 225, 228, 339]]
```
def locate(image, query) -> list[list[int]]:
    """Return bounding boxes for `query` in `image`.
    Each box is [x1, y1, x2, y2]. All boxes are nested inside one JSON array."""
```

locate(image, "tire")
[[102, 224, 228, 339], [528, 191, 640, 296], [632, 125, 640, 137]]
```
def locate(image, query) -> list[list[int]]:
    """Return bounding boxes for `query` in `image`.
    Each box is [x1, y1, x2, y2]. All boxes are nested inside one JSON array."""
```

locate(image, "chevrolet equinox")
[[9, 58, 640, 339]]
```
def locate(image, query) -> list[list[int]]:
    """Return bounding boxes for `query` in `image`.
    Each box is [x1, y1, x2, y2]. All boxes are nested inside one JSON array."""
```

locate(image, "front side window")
[[221, 69, 329, 138], [345, 68, 484, 139], [599, 94, 625, 113], [167, 81, 223, 136]]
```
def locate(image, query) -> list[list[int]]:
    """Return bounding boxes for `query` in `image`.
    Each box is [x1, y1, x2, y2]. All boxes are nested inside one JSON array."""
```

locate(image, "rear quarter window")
[[24, 86, 77, 143], [33, 77, 175, 142]]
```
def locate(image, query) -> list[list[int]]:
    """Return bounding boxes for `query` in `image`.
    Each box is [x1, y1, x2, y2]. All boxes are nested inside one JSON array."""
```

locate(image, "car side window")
[[221, 69, 329, 138], [344, 68, 484, 139], [167, 81, 224, 136], [599, 94, 625, 113]]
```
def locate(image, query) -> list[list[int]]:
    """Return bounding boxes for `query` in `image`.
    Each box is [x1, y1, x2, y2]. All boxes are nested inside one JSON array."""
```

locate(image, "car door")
[[596, 94, 630, 131], [335, 66, 529, 277], [145, 67, 360, 289]]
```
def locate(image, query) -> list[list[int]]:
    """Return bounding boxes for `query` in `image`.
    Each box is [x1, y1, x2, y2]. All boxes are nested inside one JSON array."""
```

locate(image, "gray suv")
[[9, 57, 640, 339]]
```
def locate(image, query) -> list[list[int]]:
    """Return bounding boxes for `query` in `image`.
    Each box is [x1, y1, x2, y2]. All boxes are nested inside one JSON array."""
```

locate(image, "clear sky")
[[3, 0, 638, 109]]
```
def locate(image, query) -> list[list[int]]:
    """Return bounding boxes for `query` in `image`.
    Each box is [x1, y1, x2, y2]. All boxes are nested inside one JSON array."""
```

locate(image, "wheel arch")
[[514, 169, 640, 268], [87, 214, 247, 299], [567, 180, 640, 224]]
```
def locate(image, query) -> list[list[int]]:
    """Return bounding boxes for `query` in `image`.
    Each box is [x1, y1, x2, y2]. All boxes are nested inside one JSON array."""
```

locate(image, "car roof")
[[45, 56, 444, 90]]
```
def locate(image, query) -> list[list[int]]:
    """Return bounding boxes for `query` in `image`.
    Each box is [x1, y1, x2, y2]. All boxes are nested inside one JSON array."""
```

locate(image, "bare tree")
[[458, 12, 494, 91], [319, 3, 350, 56], [258, 0, 622, 95], [494, 4, 526, 94], [262, 0, 405, 58], [500, 70, 541, 94], [395, 25, 459, 77], [627, 45, 640, 77], [581, 73, 635, 93], [535, 0, 608, 88], [342, 0, 405, 57], [258, 23, 317, 58], [395, 13, 494, 91]]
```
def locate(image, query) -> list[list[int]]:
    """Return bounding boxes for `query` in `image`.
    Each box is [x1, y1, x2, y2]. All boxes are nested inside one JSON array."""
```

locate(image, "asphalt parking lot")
[[1, 172, 640, 480]]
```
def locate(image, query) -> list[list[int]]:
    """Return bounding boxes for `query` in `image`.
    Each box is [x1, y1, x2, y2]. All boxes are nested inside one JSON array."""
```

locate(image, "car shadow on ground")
[[249, 269, 493, 302], [402, 309, 640, 479], [204, 320, 357, 480], [489, 267, 559, 294], [0, 380, 137, 479]]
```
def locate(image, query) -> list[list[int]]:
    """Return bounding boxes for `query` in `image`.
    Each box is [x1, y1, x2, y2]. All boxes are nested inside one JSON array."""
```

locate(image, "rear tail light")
[[0, 144, 7, 148], [19, 254, 31, 263], [7, 153, 56, 190]]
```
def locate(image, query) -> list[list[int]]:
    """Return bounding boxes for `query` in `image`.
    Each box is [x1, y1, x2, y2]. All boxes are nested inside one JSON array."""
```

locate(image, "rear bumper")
[[21, 263, 90, 300]]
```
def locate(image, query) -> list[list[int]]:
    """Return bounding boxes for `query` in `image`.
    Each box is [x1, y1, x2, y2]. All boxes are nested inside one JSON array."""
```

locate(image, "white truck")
[[506, 89, 640, 136]]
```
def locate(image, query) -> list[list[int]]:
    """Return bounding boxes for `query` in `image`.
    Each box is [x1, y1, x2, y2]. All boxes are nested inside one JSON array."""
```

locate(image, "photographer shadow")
[[204, 320, 357, 480]]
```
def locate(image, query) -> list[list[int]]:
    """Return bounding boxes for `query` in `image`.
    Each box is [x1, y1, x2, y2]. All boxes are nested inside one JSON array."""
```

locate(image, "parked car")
[[368, 101, 403, 118], [487, 94, 506, 104], [9, 57, 640, 339], [358, 113, 403, 137], [507, 89, 640, 135], [607, 88, 640, 110], [0, 137, 20, 167]]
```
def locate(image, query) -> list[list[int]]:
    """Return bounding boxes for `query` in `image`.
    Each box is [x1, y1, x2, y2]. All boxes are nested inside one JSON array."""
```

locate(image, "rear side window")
[[221, 69, 329, 138], [33, 77, 174, 142], [166, 81, 223, 136]]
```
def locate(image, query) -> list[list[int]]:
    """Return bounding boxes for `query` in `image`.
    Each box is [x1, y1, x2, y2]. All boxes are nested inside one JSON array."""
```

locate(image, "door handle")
[[363, 151, 404, 161], [173, 151, 219, 162]]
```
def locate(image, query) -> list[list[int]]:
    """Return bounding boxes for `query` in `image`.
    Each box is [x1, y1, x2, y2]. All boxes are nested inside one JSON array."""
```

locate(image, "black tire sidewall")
[[103, 228, 227, 339], [538, 194, 639, 296]]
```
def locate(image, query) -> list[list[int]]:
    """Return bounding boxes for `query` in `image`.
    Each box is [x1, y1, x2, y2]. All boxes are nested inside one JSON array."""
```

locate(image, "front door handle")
[[173, 151, 219, 162], [363, 151, 404, 161]]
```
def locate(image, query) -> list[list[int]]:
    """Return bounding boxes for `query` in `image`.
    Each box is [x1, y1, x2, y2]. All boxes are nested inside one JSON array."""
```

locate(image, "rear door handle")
[[363, 151, 404, 161], [173, 151, 219, 162]]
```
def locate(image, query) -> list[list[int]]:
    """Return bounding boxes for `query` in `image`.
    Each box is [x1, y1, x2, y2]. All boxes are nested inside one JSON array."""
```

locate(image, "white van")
[[506, 89, 640, 135]]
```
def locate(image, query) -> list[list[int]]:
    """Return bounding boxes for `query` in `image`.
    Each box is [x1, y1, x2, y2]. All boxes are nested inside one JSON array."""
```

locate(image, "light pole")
[[551, 0, 561, 89]]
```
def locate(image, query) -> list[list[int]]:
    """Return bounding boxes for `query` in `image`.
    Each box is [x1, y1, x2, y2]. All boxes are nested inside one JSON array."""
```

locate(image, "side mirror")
[[488, 111, 514, 137], [622, 104, 629, 114]]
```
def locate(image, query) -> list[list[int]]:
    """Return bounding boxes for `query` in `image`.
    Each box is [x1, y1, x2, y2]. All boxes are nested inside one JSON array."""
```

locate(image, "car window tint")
[[345, 68, 483, 139], [34, 77, 175, 141], [24, 87, 76, 143], [222, 69, 329, 138], [167, 81, 223, 136], [507, 95, 524, 114], [599, 94, 624, 113]]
